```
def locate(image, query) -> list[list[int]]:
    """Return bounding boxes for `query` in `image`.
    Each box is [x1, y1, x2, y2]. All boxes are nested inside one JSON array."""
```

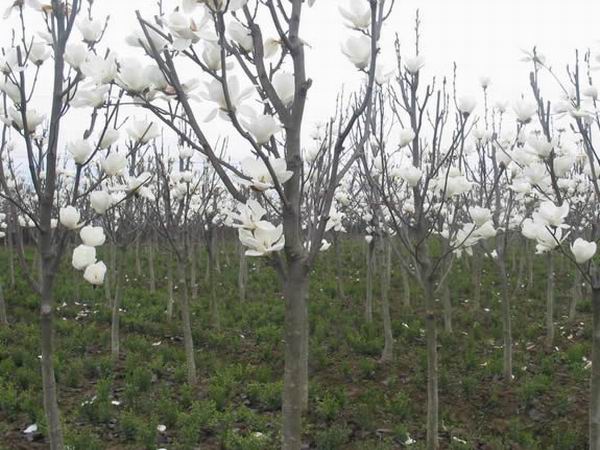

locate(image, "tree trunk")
[[569, 270, 581, 322], [40, 256, 64, 450], [424, 279, 438, 450], [472, 251, 481, 309], [147, 235, 156, 294], [401, 262, 411, 307], [590, 286, 600, 450], [7, 221, 15, 287], [166, 255, 174, 320], [334, 232, 345, 300], [176, 257, 197, 385], [190, 240, 198, 300], [238, 243, 247, 302], [545, 252, 555, 349], [442, 281, 452, 333], [135, 236, 142, 277], [282, 261, 309, 450], [0, 282, 7, 326], [207, 232, 220, 330], [365, 240, 374, 322], [380, 237, 393, 362], [111, 275, 121, 363], [499, 258, 513, 381]]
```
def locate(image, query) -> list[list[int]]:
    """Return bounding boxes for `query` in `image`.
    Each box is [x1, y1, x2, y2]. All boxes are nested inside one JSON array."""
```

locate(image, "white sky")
[[3, 0, 600, 166]]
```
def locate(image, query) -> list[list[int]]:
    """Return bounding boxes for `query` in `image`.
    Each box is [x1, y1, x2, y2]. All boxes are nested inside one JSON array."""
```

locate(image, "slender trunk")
[[545, 252, 555, 348], [238, 243, 247, 302], [380, 237, 393, 362], [0, 282, 7, 325], [424, 278, 438, 450], [190, 240, 198, 300], [176, 257, 197, 384], [282, 261, 309, 450], [499, 258, 513, 381], [134, 236, 142, 277], [166, 255, 174, 320], [148, 235, 156, 294], [365, 240, 374, 322], [40, 247, 64, 450], [472, 251, 481, 309], [442, 281, 452, 333], [569, 270, 581, 322], [401, 262, 411, 307], [111, 274, 121, 363], [527, 243, 534, 288], [334, 232, 345, 300], [7, 221, 15, 287], [208, 231, 220, 330], [591, 287, 600, 450]]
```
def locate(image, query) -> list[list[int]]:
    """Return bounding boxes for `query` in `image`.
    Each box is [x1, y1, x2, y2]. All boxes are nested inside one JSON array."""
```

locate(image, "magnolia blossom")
[[68, 139, 93, 164], [202, 76, 253, 119], [101, 153, 127, 177], [77, 17, 103, 43], [470, 206, 492, 226], [81, 54, 118, 85], [99, 129, 120, 149], [127, 119, 161, 143], [398, 128, 416, 148], [272, 72, 295, 105], [534, 201, 569, 228], [72, 245, 96, 270], [342, 35, 371, 69], [396, 165, 422, 187], [28, 42, 50, 65], [65, 42, 88, 69], [240, 157, 293, 191], [404, 55, 425, 74], [339, 0, 371, 29], [457, 95, 476, 115], [228, 21, 253, 52], [243, 112, 282, 144], [229, 199, 275, 230], [59, 206, 81, 229], [571, 238, 597, 264], [90, 191, 111, 214], [239, 225, 285, 256], [80, 226, 106, 247], [513, 98, 537, 123], [184, 0, 248, 13], [84, 261, 107, 285]]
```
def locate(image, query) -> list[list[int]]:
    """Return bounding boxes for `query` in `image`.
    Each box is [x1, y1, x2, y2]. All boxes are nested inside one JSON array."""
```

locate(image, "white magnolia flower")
[[228, 21, 253, 52], [398, 128, 416, 148], [571, 238, 597, 264], [457, 95, 476, 115], [84, 261, 107, 285], [243, 112, 282, 144], [396, 165, 422, 187], [28, 42, 50, 65], [404, 55, 425, 74], [239, 225, 285, 256], [101, 153, 127, 177], [341, 35, 371, 69], [272, 72, 295, 105], [513, 98, 537, 123], [81, 54, 118, 85], [65, 43, 88, 69], [99, 129, 120, 149], [72, 244, 97, 270], [229, 199, 275, 231], [80, 226, 106, 247], [59, 206, 81, 230], [202, 76, 253, 119], [77, 17, 103, 43], [339, 0, 371, 29], [68, 139, 93, 164], [90, 191, 112, 214], [72, 84, 109, 108], [127, 119, 161, 143], [470, 206, 492, 226], [240, 157, 293, 191], [535, 201, 569, 228]]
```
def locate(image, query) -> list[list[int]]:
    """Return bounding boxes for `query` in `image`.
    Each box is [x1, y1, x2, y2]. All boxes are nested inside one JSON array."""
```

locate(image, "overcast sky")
[[3, 0, 600, 164]]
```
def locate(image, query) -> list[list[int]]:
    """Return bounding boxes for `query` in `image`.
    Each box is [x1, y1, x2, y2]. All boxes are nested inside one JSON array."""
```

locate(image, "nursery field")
[[0, 240, 590, 450]]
